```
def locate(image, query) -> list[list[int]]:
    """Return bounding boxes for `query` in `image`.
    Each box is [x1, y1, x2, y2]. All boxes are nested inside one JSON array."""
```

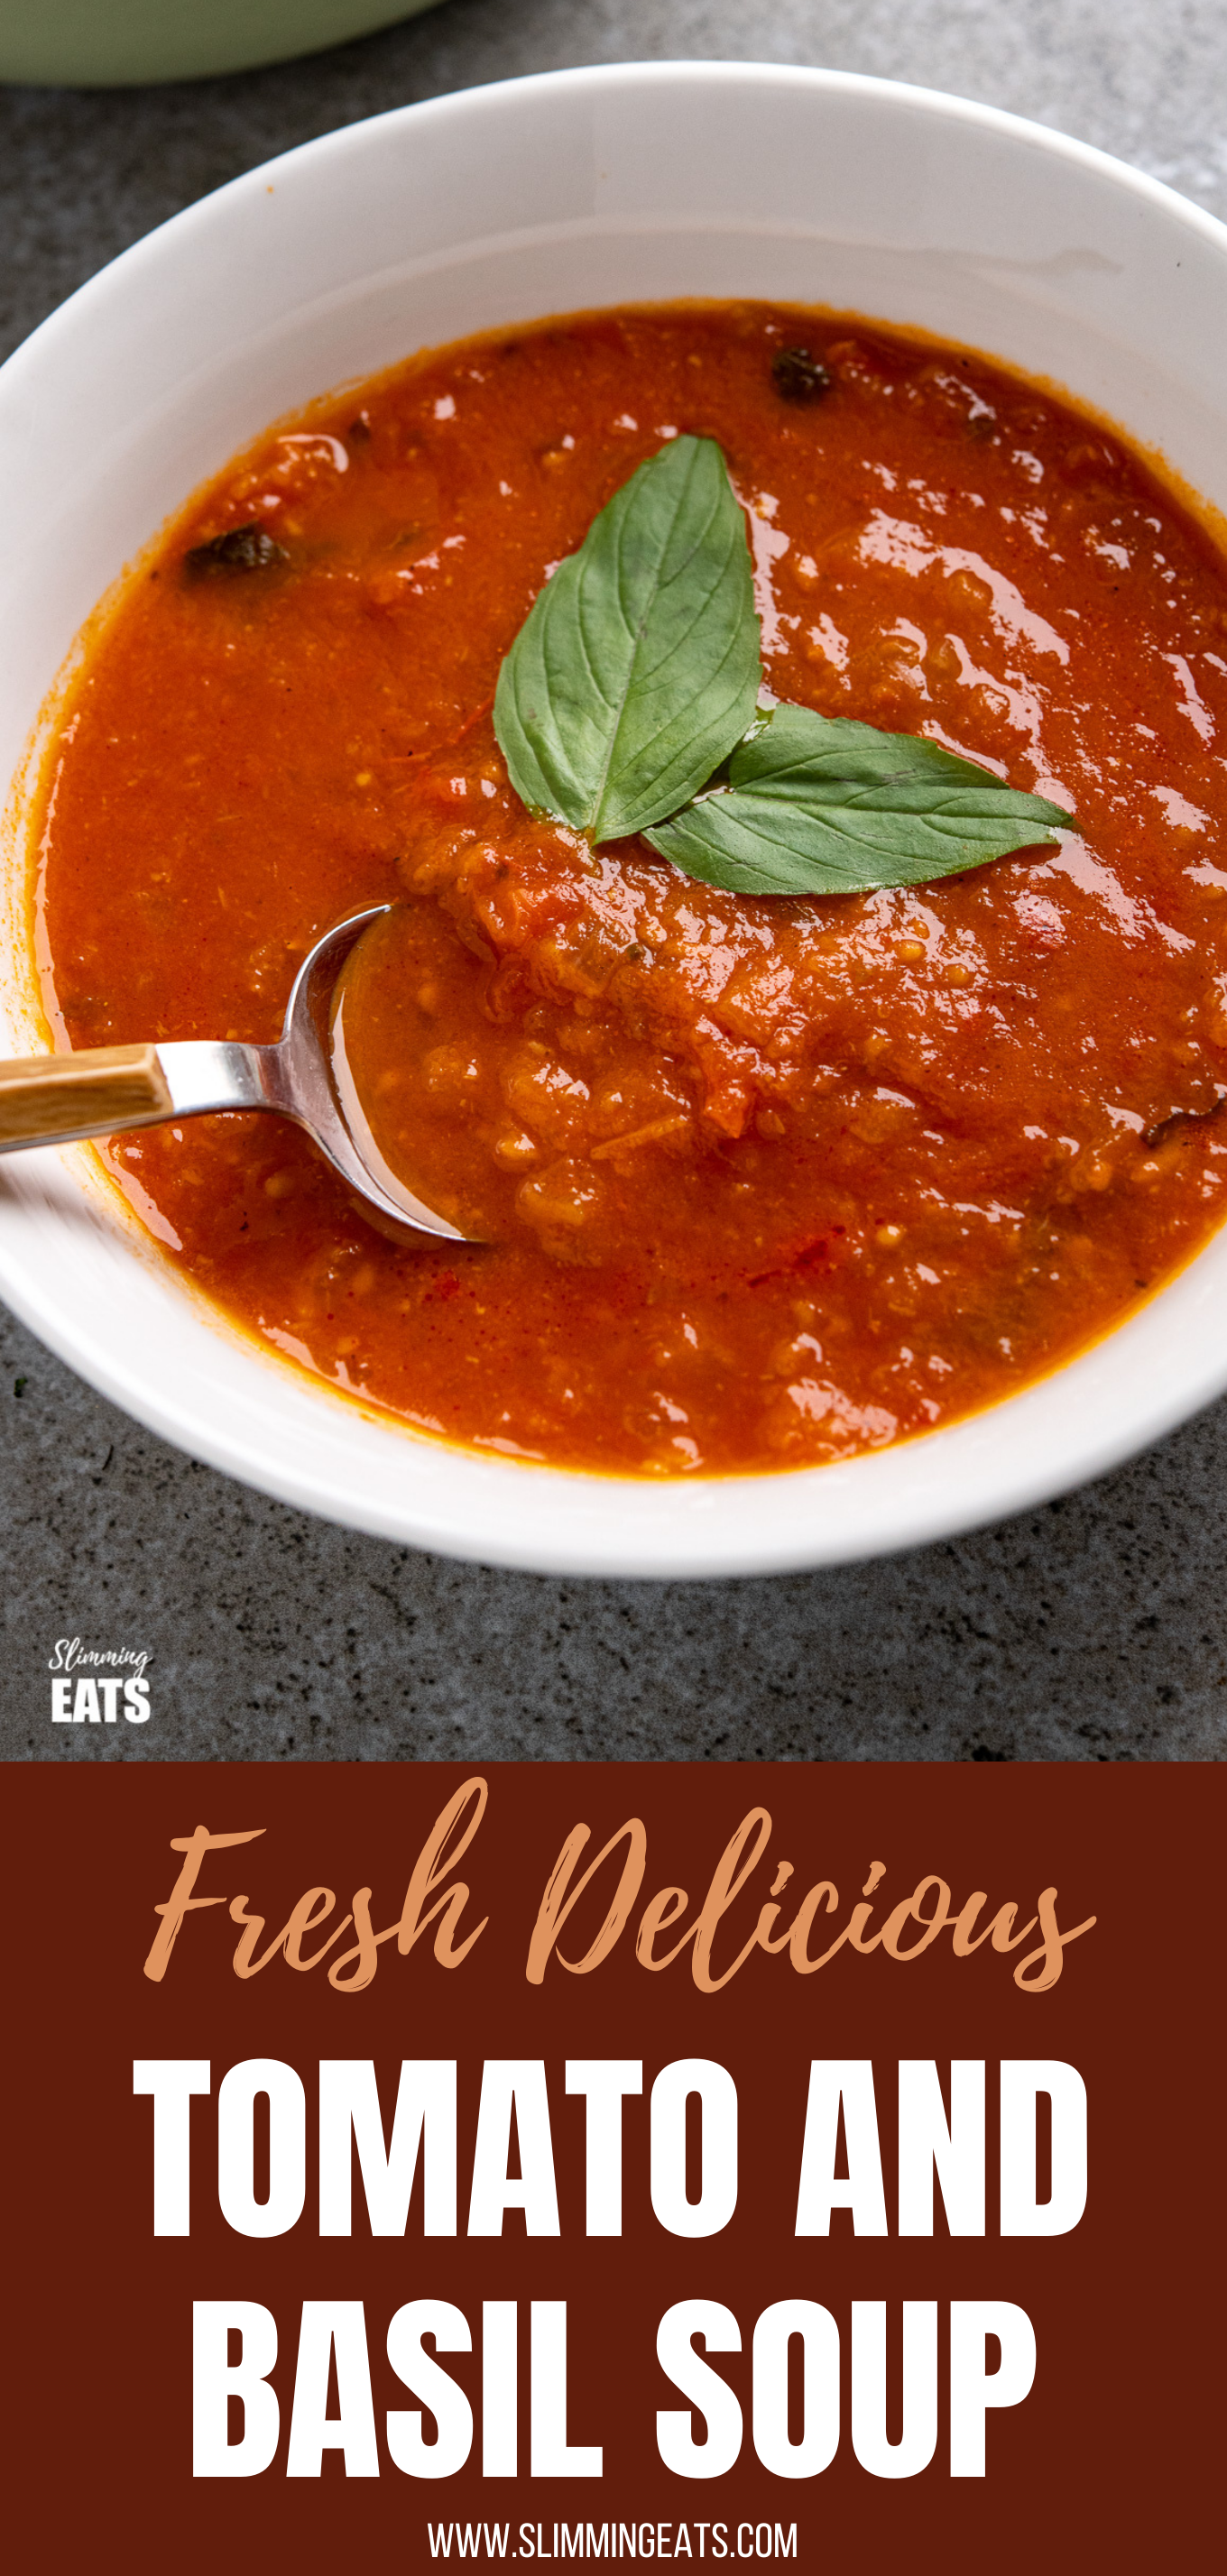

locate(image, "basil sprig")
[[645, 704, 1071, 892], [494, 440, 1073, 892], [494, 434, 760, 842]]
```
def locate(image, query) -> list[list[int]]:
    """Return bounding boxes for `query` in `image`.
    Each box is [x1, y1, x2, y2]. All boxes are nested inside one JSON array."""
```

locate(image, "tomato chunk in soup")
[[35, 303, 1227, 1475]]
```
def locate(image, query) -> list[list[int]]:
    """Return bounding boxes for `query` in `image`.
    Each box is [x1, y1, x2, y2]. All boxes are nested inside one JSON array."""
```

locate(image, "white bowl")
[[3, 61, 1227, 1578]]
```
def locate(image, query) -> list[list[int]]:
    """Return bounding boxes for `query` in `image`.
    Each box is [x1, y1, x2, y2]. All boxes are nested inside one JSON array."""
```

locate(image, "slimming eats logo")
[[50, 1637, 152, 1725]]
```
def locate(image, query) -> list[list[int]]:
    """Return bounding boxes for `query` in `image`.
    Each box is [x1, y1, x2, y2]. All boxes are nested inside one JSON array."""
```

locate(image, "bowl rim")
[[5, 56, 1227, 1578], [10, 57, 1227, 395]]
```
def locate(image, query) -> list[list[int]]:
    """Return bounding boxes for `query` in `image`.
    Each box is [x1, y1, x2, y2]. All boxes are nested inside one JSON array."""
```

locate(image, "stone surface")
[[3, 0, 1226, 1762]]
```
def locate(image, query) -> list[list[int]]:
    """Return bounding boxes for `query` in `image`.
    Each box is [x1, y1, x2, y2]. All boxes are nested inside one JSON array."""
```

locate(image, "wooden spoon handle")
[[0, 1043, 172, 1148]]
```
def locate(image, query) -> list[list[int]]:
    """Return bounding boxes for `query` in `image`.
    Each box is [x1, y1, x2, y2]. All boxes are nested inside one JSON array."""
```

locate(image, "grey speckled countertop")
[[4, 0, 1227, 1764]]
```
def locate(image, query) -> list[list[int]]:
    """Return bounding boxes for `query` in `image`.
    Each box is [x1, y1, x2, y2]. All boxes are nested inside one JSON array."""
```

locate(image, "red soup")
[[32, 302, 1227, 1476]]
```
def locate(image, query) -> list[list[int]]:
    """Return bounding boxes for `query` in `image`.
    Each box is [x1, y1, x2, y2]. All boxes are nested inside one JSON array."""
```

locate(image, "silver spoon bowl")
[[0, 902, 467, 1241]]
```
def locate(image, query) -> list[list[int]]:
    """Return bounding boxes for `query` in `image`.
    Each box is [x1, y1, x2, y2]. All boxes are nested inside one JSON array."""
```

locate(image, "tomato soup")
[[32, 303, 1227, 1476]]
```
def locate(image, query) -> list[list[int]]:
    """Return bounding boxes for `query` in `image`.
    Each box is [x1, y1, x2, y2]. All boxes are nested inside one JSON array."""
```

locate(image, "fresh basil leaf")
[[644, 704, 1073, 894], [494, 436, 761, 844]]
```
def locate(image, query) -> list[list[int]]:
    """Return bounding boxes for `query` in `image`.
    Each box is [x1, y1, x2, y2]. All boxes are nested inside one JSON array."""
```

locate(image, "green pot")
[[0, 0, 438, 86]]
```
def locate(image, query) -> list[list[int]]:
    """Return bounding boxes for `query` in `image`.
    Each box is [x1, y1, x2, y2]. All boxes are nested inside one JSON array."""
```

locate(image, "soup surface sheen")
[[35, 303, 1227, 1475]]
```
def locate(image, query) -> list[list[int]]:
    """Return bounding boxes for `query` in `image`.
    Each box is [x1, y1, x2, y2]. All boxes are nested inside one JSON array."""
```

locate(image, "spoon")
[[0, 902, 467, 1240]]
